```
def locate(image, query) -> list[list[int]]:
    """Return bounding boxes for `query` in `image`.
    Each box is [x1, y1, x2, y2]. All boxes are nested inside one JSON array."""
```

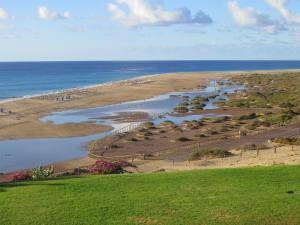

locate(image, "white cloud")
[[108, 0, 212, 27], [0, 8, 12, 20], [266, 0, 300, 24], [228, 1, 285, 33], [38, 6, 73, 21], [63, 11, 73, 20], [265, 0, 290, 18]]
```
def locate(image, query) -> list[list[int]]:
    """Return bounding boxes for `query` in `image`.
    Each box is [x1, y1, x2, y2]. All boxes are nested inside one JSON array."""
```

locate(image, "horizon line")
[[1, 59, 300, 63]]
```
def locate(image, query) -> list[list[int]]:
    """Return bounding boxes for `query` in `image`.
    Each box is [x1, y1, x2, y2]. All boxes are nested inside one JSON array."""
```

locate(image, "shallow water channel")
[[0, 81, 242, 173]]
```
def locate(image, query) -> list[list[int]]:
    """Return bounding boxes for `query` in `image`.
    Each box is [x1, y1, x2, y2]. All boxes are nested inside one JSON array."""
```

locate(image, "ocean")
[[1, 60, 300, 101]]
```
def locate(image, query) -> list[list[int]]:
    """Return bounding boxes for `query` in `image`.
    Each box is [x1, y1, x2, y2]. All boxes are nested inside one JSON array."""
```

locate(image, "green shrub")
[[272, 137, 300, 145], [177, 137, 192, 142], [128, 137, 139, 142], [189, 148, 232, 160], [279, 102, 295, 108], [161, 120, 175, 127], [239, 113, 257, 120], [31, 166, 54, 181], [174, 104, 189, 113], [194, 133, 207, 138], [206, 129, 219, 135]]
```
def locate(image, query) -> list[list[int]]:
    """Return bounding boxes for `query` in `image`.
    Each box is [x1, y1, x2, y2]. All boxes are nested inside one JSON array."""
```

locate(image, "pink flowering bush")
[[3, 171, 31, 183], [90, 160, 134, 175]]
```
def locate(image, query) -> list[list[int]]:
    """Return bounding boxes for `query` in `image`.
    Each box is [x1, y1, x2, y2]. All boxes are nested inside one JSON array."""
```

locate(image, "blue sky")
[[0, 0, 300, 61]]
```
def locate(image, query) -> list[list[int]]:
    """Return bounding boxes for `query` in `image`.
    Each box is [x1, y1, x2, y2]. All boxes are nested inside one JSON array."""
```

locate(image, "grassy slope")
[[1, 166, 300, 225]]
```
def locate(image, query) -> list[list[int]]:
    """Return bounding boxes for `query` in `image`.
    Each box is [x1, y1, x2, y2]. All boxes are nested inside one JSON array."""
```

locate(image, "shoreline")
[[1, 68, 300, 105], [1, 69, 300, 173], [0, 69, 299, 141], [0, 71, 233, 140]]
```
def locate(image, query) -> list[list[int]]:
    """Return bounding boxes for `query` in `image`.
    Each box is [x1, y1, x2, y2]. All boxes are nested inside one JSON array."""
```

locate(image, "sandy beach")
[[0, 71, 239, 140], [2, 69, 295, 141], [2, 69, 300, 173]]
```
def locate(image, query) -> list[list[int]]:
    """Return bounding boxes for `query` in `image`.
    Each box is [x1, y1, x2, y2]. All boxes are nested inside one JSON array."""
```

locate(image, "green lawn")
[[1, 166, 300, 225]]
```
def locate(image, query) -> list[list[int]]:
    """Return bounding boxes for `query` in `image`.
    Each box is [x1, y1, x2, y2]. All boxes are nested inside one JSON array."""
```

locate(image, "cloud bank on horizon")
[[1, 0, 300, 61]]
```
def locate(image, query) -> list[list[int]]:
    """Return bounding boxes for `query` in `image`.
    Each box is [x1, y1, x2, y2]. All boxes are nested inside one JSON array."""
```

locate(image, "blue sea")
[[1, 60, 300, 101]]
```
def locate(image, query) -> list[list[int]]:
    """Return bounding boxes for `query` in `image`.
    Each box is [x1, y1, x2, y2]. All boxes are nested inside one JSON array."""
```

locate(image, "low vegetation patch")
[[1, 160, 134, 184], [161, 120, 175, 127], [272, 137, 300, 145], [174, 104, 189, 113], [177, 137, 192, 142], [238, 113, 257, 120], [1, 166, 54, 183], [2, 171, 31, 183], [229, 73, 300, 111], [31, 166, 54, 180], [240, 144, 270, 151], [90, 160, 134, 175], [189, 148, 232, 160]]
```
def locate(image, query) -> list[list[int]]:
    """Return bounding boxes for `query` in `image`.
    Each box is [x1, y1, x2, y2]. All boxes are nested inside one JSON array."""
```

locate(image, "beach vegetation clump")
[[189, 148, 232, 160], [212, 116, 230, 123], [208, 94, 219, 99], [272, 137, 300, 146], [174, 104, 189, 113], [204, 128, 219, 135], [177, 137, 192, 142], [191, 102, 206, 110], [161, 120, 175, 127], [89, 160, 134, 175], [2, 171, 31, 183], [190, 96, 208, 111], [128, 137, 139, 142], [181, 101, 190, 107], [182, 120, 204, 130], [279, 102, 296, 108], [214, 101, 226, 107], [238, 113, 257, 120], [31, 166, 54, 180], [181, 96, 190, 100], [2, 166, 54, 183]]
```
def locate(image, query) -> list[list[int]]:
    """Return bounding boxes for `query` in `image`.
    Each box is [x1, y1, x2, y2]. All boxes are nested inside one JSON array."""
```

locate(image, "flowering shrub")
[[3, 171, 30, 183], [90, 160, 134, 175], [31, 166, 54, 180]]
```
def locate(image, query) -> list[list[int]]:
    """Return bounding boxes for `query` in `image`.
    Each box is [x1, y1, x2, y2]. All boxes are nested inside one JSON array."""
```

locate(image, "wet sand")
[[0, 71, 239, 140]]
